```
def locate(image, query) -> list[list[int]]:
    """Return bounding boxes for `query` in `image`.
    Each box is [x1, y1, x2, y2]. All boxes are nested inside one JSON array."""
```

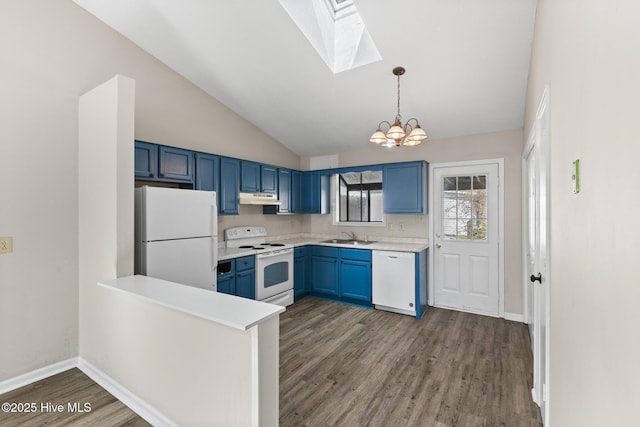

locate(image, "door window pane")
[[441, 175, 488, 241]]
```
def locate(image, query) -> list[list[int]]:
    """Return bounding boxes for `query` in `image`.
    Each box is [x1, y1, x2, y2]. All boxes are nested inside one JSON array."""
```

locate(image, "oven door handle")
[[257, 249, 293, 259]]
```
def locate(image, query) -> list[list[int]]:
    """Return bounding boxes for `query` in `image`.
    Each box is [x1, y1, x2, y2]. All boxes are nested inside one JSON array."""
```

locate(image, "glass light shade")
[[404, 125, 428, 145], [386, 124, 406, 140], [369, 129, 387, 144]]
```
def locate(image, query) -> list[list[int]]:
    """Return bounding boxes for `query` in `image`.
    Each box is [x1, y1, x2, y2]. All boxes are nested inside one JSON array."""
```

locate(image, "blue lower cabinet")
[[307, 246, 372, 307], [217, 274, 234, 295], [340, 259, 372, 303], [294, 247, 307, 299], [235, 270, 255, 299], [216, 256, 255, 299], [310, 246, 340, 296]]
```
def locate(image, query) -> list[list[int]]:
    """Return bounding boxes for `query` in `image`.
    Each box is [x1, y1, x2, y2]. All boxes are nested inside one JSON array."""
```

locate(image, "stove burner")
[[264, 242, 285, 246], [238, 245, 267, 250]]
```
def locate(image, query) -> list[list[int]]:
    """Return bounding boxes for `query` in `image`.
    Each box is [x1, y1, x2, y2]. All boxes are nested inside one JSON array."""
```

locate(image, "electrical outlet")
[[388, 223, 393, 231], [400, 223, 405, 231], [0, 236, 13, 254]]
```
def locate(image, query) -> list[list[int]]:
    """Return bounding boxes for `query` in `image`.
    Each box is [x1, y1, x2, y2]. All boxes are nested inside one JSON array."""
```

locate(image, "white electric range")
[[225, 226, 294, 307]]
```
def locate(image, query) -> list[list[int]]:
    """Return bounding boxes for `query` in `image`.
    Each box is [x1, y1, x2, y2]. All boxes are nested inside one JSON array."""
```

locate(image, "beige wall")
[[302, 129, 525, 315], [525, 0, 640, 425], [0, 0, 298, 381]]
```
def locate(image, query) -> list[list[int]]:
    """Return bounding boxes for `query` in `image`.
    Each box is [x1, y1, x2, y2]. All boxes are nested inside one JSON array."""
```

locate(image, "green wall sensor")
[[572, 159, 580, 194]]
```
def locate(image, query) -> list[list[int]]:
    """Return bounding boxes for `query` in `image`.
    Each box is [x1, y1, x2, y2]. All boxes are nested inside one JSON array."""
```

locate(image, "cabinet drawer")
[[312, 245, 339, 258], [340, 248, 371, 262], [294, 246, 306, 258], [235, 255, 255, 272]]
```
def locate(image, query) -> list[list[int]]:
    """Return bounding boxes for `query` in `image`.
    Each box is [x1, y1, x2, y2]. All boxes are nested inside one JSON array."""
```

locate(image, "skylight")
[[279, 0, 381, 74]]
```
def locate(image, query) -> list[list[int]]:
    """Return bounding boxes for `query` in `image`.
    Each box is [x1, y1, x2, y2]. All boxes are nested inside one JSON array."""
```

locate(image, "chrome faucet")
[[342, 231, 358, 241]]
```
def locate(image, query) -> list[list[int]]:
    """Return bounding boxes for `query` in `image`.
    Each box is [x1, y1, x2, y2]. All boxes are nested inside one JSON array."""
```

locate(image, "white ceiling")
[[74, 0, 537, 156]]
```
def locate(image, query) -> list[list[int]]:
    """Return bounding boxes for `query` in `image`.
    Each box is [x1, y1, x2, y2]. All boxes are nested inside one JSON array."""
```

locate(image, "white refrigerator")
[[135, 186, 218, 291]]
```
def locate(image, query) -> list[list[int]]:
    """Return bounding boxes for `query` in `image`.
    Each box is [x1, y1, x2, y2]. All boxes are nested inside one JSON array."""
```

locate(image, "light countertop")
[[99, 275, 284, 331], [218, 235, 429, 261]]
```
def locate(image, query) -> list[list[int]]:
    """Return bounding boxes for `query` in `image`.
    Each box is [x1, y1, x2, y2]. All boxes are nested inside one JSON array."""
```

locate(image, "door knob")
[[435, 243, 441, 248], [530, 273, 542, 283]]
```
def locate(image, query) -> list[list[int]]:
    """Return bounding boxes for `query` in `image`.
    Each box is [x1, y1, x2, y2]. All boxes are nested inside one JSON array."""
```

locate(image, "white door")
[[524, 87, 549, 422], [432, 162, 500, 316]]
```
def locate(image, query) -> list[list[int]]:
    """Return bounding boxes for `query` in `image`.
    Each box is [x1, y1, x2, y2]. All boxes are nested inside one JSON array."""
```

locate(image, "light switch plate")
[[0, 236, 13, 254]]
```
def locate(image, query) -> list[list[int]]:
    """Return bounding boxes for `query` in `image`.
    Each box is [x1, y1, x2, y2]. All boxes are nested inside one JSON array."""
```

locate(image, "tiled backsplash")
[[218, 204, 428, 243]]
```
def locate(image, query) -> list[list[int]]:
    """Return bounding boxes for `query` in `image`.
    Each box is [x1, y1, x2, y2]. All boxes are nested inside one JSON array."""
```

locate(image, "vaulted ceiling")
[[74, 0, 536, 156]]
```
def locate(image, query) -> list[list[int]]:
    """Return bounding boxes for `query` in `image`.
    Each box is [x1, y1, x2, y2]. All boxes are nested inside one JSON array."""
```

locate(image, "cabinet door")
[[261, 165, 278, 194], [291, 170, 303, 213], [294, 247, 306, 298], [134, 140, 158, 179], [278, 169, 291, 213], [302, 171, 330, 214], [158, 146, 194, 183], [241, 161, 260, 192], [217, 274, 234, 295], [340, 259, 372, 302], [235, 270, 255, 299], [383, 162, 427, 214], [220, 157, 240, 215], [311, 249, 339, 296], [195, 152, 219, 193]]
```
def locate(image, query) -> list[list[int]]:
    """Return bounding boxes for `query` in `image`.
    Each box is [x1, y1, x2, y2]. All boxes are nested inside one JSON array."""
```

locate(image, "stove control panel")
[[225, 226, 267, 241]]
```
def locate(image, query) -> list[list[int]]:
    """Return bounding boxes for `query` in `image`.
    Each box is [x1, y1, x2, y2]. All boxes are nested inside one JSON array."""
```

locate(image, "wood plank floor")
[[0, 368, 150, 427], [1, 298, 542, 426], [280, 298, 543, 427]]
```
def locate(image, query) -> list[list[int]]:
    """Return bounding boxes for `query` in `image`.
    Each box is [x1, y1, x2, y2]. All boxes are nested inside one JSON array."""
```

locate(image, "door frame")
[[428, 158, 505, 318], [522, 85, 551, 425]]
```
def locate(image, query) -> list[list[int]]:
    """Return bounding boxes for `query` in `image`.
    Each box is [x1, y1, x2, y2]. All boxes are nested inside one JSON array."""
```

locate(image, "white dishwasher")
[[372, 250, 415, 316]]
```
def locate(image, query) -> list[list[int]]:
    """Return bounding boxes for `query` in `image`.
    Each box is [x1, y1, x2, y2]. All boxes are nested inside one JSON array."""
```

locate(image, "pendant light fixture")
[[369, 66, 428, 147]]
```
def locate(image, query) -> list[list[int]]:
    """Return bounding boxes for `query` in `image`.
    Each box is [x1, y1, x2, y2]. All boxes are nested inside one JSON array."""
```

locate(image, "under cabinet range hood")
[[239, 192, 281, 205]]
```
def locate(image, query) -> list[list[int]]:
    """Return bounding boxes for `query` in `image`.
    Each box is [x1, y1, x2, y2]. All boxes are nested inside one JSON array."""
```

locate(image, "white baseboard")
[[0, 357, 78, 395], [77, 358, 177, 427], [504, 312, 524, 323], [0, 357, 175, 427]]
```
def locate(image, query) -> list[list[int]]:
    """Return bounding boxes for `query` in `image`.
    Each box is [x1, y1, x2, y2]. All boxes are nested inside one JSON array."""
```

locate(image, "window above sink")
[[332, 170, 386, 227]]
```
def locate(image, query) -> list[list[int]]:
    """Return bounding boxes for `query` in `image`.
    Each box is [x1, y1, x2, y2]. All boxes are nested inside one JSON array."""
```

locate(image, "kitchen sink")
[[320, 239, 376, 246]]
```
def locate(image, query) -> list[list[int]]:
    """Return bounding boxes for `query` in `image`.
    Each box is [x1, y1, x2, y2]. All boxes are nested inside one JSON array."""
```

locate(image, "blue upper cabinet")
[[303, 171, 330, 214], [158, 146, 194, 183], [194, 152, 219, 193], [241, 161, 260, 193], [241, 161, 278, 194], [134, 140, 158, 179], [260, 165, 278, 194], [383, 161, 428, 214], [291, 170, 303, 213], [263, 168, 292, 215], [220, 157, 240, 215], [278, 168, 291, 213]]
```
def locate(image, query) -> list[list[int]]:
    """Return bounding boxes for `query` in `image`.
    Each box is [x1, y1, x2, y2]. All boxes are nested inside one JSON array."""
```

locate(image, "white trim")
[[0, 357, 78, 395], [428, 158, 505, 319], [77, 358, 178, 427], [504, 312, 525, 323]]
